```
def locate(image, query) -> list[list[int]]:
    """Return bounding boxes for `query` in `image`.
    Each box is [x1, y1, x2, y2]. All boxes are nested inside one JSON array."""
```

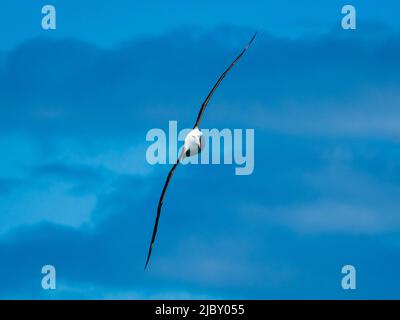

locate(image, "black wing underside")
[[193, 31, 257, 129], [144, 160, 180, 270]]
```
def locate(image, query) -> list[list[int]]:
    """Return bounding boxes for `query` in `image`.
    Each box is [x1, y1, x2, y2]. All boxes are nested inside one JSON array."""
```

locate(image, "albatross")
[[144, 32, 257, 270]]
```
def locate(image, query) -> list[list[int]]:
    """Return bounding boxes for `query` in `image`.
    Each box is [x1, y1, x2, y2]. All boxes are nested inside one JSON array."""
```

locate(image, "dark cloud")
[[1, 133, 400, 298], [1, 175, 400, 298], [0, 177, 22, 194], [1, 28, 400, 139]]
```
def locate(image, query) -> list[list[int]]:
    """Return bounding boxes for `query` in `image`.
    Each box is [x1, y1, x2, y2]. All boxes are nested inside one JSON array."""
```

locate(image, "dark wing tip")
[[246, 31, 258, 50], [144, 243, 153, 271]]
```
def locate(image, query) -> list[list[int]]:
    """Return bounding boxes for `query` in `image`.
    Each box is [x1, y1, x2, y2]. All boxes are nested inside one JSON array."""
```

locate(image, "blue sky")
[[0, 1, 400, 299]]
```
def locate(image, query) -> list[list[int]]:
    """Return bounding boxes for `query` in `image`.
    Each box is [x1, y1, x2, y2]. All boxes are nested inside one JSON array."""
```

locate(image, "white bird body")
[[181, 127, 203, 159]]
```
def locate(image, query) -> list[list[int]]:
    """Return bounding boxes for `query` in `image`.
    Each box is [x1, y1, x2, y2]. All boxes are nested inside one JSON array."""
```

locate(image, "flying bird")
[[144, 32, 257, 270]]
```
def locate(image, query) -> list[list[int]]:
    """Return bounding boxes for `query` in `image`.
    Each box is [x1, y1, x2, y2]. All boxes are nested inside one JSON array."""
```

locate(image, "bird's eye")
[[185, 149, 191, 157]]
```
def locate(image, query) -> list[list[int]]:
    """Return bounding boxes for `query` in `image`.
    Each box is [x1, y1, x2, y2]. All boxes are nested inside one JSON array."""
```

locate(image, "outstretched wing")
[[193, 31, 257, 128], [144, 159, 180, 270]]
